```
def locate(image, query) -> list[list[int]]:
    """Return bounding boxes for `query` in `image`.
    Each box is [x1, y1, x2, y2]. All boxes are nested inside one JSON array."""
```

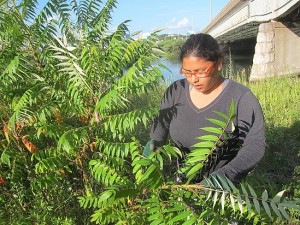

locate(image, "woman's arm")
[[150, 82, 179, 146], [214, 90, 266, 183]]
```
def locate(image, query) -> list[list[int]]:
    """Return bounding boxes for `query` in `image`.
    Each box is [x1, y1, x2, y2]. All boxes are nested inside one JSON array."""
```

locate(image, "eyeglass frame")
[[179, 63, 216, 78]]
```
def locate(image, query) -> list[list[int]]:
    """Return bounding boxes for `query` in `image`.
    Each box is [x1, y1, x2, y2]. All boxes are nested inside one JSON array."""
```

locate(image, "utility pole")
[[210, 0, 212, 21]]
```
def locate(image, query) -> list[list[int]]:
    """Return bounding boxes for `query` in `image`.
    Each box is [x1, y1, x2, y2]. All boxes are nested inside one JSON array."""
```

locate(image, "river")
[[156, 56, 253, 83], [155, 58, 182, 84]]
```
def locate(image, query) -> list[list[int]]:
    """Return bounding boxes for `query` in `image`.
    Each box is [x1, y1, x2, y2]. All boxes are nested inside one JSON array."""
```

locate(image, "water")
[[156, 56, 253, 83], [155, 58, 182, 84]]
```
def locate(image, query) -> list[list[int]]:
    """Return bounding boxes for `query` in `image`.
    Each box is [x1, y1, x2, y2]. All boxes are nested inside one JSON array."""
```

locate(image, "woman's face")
[[181, 56, 222, 94]]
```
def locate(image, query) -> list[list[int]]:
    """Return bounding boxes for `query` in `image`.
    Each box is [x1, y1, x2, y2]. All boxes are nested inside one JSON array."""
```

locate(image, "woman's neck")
[[189, 76, 225, 109], [201, 76, 225, 95]]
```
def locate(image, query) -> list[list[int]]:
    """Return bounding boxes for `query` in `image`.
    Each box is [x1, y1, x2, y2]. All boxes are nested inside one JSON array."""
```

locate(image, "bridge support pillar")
[[250, 21, 300, 81]]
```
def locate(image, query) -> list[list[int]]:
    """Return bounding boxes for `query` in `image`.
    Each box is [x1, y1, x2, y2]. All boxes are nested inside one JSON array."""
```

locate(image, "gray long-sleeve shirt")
[[150, 78, 265, 183]]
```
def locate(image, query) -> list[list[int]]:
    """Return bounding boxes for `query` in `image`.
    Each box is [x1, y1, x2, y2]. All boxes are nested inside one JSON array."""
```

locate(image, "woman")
[[144, 33, 265, 184]]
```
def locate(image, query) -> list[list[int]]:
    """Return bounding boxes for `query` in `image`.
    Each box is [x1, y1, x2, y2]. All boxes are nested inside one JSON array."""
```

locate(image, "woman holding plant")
[[144, 33, 265, 184]]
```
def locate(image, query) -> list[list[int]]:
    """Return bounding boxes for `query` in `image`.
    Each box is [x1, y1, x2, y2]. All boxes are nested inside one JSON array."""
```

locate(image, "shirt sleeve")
[[214, 90, 266, 183], [150, 83, 177, 146]]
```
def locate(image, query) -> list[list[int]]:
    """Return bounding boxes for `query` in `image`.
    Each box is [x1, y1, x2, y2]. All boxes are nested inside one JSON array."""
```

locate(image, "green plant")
[[1, 0, 299, 224], [158, 37, 185, 60], [0, 0, 164, 223], [79, 101, 300, 224], [247, 77, 300, 224]]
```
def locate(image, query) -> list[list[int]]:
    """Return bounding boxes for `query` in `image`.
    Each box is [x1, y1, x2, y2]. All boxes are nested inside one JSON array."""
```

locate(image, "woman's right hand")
[[142, 140, 157, 156]]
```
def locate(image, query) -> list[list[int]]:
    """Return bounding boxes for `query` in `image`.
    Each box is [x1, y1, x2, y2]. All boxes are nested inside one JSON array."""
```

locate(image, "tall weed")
[[247, 76, 300, 223]]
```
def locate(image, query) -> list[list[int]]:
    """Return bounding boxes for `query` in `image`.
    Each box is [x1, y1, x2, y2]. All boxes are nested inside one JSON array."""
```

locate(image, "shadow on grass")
[[246, 120, 300, 199], [244, 120, 300, 224]]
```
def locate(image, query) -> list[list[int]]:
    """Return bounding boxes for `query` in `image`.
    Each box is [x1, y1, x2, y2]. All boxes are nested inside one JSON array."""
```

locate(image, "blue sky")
[[111, 0, 229, 35], [37, 0, 229, 36]]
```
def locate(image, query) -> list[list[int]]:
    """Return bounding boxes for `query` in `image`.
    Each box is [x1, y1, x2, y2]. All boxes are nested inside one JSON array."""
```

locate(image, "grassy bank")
[[247, 77, 300, 195], [246, 76, 300, 224]]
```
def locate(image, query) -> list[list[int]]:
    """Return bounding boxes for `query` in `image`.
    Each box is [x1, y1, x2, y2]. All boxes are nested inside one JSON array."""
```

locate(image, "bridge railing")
[[203, 0, 300, 38]]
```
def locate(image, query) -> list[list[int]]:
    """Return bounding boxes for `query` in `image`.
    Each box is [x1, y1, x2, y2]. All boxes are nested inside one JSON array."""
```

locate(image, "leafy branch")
[[80, 100, 299, 224]]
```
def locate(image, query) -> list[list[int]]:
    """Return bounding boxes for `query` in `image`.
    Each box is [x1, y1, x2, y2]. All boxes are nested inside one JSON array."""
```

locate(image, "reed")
[[246, 76, 300, 199], [250, 76, 300, 127], [246, 76, 300, 223]]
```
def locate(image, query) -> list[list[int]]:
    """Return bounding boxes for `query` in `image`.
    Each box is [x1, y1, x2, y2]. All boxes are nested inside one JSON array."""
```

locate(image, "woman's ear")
[[217, 58, 223, 71]]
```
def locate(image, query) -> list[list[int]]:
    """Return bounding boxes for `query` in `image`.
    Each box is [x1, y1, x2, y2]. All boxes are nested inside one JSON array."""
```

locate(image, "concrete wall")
[[274, 22, 300, 76], [250, 21, 300, 80]]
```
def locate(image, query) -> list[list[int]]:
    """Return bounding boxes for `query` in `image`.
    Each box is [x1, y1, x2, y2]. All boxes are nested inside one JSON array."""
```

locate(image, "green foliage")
[[78, 101, 299, 224], [157, 36, 186, 60], [246, 77, 300, 224], [1, 0, 299, 224], [180, 100, 236, 183], [0, 0, 164, 224]]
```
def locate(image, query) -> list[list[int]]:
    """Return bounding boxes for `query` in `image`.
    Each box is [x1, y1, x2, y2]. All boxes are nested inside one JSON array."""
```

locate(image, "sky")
[[110, 0, 229, 36], [37, 0, 230, 36]]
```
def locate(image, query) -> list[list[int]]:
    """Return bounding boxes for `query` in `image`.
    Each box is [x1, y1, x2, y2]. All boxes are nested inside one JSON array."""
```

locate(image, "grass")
[[246, 76, 300, 192], [244, 76, 300, 224]]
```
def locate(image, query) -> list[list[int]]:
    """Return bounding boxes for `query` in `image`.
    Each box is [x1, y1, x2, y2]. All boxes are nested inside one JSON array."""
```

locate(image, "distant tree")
[[157, 35, 186, 60]]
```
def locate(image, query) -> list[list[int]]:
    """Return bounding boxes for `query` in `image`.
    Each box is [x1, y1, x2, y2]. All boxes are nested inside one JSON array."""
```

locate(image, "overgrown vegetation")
[[247, 77, 300, 200], [0, 0, 163, 223], [157, 35, 186, 60], [0, 0, 299, 224]]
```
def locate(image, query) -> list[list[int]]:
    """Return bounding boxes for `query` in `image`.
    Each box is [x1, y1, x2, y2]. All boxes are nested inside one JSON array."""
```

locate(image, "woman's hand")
[[142, 140, 157, 156]]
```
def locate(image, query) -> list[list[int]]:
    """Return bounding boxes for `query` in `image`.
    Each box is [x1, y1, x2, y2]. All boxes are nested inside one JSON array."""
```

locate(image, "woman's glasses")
[[180, 63, 215, 78]]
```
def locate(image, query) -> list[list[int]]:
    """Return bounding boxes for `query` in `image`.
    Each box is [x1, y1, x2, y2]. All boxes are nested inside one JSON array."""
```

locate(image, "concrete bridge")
[[202, 0, 300, 81]]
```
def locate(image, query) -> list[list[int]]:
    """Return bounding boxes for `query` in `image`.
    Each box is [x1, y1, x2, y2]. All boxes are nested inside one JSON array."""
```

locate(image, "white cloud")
[[132, 32, 151, 40], [167, 17, 189, 29], [142, 32, 151, 39], [177, 18, 189, 28]]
